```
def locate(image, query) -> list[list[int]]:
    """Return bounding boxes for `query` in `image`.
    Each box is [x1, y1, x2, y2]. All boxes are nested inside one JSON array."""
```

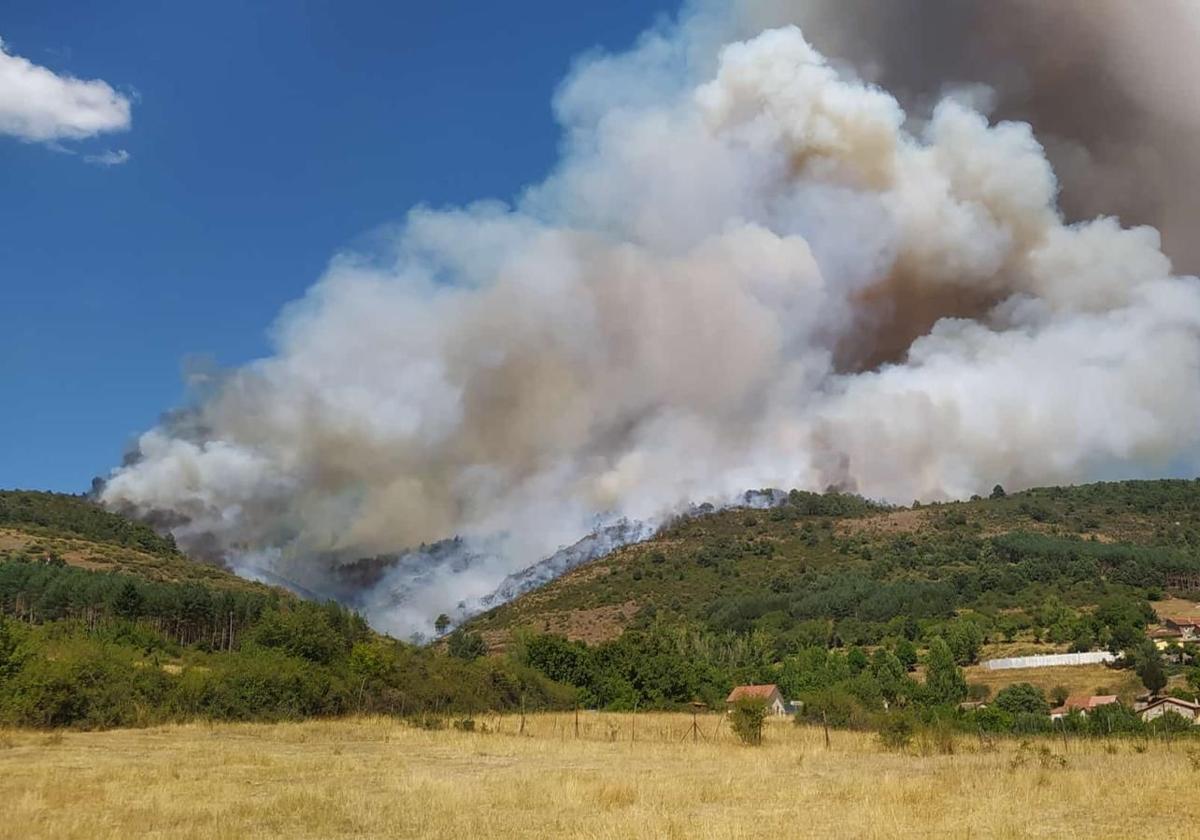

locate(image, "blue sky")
[[0, 0, 678, 493]]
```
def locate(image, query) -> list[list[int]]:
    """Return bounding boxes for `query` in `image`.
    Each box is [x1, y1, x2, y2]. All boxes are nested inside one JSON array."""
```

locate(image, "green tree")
[[434, 614, 451, 635], [924, 637, 967, 705], [893, 639, 918, 671], [990, 484, 1007, 499], [0, 617, 22, 681], [871, 649, 911, 705], [113, 580, 144, 620], [993, 682, 1049, 715], [945, 620, 984, 665], [847, 647, 869, 674], [1135, 643, 1167, 695]]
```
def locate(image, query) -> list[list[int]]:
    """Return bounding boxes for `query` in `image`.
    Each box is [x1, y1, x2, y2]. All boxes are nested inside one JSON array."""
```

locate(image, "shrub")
[[729, 696, 769, 745], [447, 630, 488, 661], [878, 714, 915, 752]]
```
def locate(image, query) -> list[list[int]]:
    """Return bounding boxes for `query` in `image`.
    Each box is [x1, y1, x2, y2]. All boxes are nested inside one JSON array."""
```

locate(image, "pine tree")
[[924, 637, 968, 705]]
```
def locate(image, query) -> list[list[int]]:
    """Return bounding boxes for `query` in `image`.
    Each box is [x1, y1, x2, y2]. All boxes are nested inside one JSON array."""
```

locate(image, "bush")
[[729, 696, 769, 745], [878, 714, 915, 752], [1, 638, 168, 729], [447, 630, 488, 661], [246, 607, 348, 665]]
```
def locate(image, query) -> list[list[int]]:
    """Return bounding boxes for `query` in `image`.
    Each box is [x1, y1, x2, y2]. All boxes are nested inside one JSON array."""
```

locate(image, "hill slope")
[[0, 490, 264, 592], [464, 480, 1200, 649], [0, 491, 571, 729]]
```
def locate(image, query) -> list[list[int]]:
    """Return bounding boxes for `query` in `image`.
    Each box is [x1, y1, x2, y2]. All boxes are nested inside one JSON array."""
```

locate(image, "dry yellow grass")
[[964, 663, 1143, 702], [2, 713, 1198, 839]]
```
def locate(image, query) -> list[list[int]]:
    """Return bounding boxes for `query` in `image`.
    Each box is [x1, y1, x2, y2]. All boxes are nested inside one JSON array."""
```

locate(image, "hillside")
[[0, 491, 570, 729], [0, 490, 262, 592], [465, 480, 1200, 650]]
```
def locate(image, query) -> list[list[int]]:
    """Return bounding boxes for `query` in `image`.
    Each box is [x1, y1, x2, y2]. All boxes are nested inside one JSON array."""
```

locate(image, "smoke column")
[[101, 1, 1200, 635]]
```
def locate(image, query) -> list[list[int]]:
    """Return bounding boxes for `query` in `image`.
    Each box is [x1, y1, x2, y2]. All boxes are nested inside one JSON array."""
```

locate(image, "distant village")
[[726, 615, 1200, 727]]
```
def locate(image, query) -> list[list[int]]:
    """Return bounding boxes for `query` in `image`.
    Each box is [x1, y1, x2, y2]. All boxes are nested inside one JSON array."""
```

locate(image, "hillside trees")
[[924, 638, 968, 706]]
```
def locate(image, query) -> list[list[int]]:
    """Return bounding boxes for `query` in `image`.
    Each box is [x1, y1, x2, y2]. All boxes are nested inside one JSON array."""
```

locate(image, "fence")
[[983, 651, 1116, 671]]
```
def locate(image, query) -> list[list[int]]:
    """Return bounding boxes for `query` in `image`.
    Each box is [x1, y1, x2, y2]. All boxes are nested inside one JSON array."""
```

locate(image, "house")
[[1049, 694, 1119, 719], [1136, 696, 1200, 724], [1162, 617, 1200, 641], [726, 684, 788, 716]]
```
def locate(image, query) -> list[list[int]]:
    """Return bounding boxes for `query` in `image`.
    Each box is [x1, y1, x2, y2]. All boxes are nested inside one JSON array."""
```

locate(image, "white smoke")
[[102, 6, 1200, 636]]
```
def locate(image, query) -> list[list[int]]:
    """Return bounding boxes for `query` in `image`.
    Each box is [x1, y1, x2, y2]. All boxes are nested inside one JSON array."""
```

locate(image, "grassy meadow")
[[3, 712, 1200, 839]]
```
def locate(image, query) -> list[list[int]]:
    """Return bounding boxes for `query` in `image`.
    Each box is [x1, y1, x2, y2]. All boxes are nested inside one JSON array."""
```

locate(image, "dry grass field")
[[3, 713, 1200, 840], [963, 662, 1144, 702]]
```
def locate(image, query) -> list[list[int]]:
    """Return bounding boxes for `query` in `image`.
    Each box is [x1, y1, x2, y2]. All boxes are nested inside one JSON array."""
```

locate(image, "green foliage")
[[993, 683, 1050, 716], [728, 696, 768, 745], [923, 638, 967, 706], [943, 620, 984, 665], [0, 491, 179, 557], [0, 559, 572, 729], [0, 616, 23, 681], [473, 480, 1200, 665], [247, 606, 353, 665], [1133, 642, 1168, 695], [447, 629, 487, 661]]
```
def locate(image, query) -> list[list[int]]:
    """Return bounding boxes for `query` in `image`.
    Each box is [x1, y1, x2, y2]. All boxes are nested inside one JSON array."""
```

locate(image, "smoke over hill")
[[100, 1, 1200, 636]]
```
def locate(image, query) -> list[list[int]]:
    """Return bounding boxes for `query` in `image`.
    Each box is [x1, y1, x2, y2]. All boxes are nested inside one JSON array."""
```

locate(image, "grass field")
[[963, 662, 1144, 702], [3, 713, 1200, 839]]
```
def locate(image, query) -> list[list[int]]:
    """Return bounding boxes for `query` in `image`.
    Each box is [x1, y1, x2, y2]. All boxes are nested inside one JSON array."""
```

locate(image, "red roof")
[[726, 684, 781, 703], [1050, 695, 1118, 716], [1163, 617, 1200, 628]]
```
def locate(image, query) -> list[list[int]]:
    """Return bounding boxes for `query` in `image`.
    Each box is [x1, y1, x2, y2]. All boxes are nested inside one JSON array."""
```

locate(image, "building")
[[726, 684, 788, 716], [1161, 617, 1200, 641], [1136, 696, 1200, 724], [1049, 695, 1119, 720]]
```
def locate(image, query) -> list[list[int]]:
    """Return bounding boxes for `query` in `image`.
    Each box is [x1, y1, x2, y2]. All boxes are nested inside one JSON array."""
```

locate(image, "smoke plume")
[[102, 2, 1200, 636]]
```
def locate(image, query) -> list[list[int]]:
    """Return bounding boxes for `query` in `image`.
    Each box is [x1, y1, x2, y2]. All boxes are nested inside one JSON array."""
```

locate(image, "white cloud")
[[83, 148, 130, 166], [0, 36, 131, 143]]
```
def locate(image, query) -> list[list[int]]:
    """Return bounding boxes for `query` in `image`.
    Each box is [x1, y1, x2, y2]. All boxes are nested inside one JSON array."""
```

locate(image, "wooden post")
[[519, 695, 526, 736], [574, 704, 579, 739], [822, 710, 830, 749]]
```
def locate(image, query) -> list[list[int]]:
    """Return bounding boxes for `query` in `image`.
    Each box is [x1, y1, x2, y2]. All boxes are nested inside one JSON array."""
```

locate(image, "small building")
[[1136, 696, 1200, 724], [1049, 694, 1119, 720], [1162, 617, 1200, 641], [726, 684, 788, 716]]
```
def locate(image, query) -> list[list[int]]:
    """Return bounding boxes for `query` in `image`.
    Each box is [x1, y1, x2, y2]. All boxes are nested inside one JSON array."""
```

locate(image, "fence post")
[[575, 704, 579, 739], [822, 710, 830, 749]]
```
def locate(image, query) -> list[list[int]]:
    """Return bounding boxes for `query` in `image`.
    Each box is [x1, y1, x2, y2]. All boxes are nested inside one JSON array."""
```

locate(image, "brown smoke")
[[726, 0, 1200, 271]]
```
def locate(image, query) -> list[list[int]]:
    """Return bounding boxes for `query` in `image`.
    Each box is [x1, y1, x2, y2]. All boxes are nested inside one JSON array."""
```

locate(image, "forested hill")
[[0, 491, 570, 729], [463, 480, 1200, 651], [0, 489, 258, 591]]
